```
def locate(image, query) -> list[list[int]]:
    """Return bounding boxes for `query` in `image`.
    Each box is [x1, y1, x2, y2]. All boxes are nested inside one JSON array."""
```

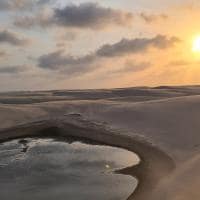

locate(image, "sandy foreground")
[[0, 86, 200, 200]]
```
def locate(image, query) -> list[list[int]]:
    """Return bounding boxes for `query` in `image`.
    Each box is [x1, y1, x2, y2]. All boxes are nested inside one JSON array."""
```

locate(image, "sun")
[[192, 36, 200, 52]]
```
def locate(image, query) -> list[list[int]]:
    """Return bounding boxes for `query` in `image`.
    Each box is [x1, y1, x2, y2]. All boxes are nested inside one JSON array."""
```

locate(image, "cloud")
[[0, 65, 25, 74], [0, 30, 29, 46], [13, 2, 171, 30], [53, 2, 133, 29], [0, 0, 52, 11], [14, 10, 53, 28], [14, 2, 133, 29], [96, 35, 180, 57], [139, 13, 168, 23], [38, 35, 180, 76], [38, 50, 96, 75]]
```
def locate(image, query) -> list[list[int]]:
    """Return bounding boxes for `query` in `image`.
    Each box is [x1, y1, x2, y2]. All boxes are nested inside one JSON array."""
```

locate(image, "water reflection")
[[0, 137, 139, 200]]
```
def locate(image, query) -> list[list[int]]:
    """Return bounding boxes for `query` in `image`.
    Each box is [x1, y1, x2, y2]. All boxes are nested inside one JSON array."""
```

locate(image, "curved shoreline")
[[0, 116, 175, 200]]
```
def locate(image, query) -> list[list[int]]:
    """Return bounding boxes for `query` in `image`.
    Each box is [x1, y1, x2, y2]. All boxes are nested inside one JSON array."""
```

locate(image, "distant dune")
[[1, 86, 200, 200]]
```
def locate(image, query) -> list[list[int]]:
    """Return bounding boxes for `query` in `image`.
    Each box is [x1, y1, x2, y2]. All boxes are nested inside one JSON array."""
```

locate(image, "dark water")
[[0, 137, 139, 200]]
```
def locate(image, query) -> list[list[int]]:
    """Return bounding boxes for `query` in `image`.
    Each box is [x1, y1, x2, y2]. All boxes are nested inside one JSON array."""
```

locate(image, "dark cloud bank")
[[13, 2, 169, 30], [53, 2, 133, 28], [14, 2, 133, 29]]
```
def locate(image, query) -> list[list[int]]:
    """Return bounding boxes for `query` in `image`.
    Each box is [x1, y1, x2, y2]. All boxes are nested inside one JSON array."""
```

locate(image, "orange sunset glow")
[[0, 0, 200, 91]]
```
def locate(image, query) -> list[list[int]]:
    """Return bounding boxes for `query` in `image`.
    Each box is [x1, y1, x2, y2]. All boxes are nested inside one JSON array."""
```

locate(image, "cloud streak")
[[96, 35, 179, 57], [0, 30, 29, 46], [140, 13, 168, 23], [0, 65, 24, 74]]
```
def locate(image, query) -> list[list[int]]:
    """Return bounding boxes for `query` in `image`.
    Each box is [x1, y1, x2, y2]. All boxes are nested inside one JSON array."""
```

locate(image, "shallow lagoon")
[[0, 137, 139, 200]]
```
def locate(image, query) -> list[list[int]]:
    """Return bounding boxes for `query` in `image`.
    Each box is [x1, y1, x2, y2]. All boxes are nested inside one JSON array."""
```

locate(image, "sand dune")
[[1, 86, 200, 199]]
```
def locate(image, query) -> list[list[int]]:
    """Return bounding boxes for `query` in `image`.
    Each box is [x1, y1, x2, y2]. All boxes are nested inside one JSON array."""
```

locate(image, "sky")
[[1, 0, 200, 91]]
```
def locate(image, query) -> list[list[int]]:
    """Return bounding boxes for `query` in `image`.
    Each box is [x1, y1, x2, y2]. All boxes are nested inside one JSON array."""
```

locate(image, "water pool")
[[0, 137, 139, 200]]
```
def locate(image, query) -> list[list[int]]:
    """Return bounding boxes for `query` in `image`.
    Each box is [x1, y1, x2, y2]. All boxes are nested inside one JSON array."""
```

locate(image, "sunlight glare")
[[192, 36, 200, 52]]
